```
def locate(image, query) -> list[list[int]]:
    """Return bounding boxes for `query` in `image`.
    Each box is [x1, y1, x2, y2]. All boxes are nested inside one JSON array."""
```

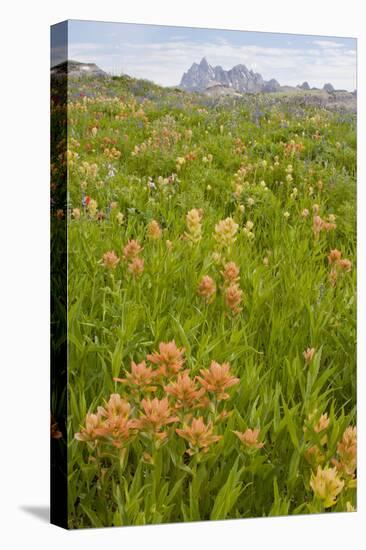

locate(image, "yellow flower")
[[285, 164, 293, 174], [116, 212, 124, 225], [310, 466, 344, 508], [212, 251, 222, 264], [303, 347, 315, 364], [147, 220, 162, 240], [87, 198, 98, 218], [213, 217, 238, 248], [185, 208, 203, 244]]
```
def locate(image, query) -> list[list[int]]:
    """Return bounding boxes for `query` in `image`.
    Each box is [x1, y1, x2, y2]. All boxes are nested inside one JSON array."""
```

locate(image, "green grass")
[[60, 75, 356, 528]]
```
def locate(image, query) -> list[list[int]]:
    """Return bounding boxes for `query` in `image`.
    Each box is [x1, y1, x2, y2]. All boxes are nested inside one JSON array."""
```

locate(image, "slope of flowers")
[[57, 74, 357, 528]]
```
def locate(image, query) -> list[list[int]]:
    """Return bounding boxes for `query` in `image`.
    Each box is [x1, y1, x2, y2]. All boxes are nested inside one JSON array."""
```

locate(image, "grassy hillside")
[[57, 74, 356, 527]]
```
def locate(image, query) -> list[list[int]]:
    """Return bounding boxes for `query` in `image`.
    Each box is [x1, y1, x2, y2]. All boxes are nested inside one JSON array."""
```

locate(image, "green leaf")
[[210, 457, 244, 520]]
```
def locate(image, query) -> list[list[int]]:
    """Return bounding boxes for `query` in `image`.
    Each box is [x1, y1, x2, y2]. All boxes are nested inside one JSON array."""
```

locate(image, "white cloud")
[[312, 39, 346, 48]]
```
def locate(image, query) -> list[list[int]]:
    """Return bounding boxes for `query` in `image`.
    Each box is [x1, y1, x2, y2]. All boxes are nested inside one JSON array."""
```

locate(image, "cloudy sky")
[[53, 19, 357, 90]]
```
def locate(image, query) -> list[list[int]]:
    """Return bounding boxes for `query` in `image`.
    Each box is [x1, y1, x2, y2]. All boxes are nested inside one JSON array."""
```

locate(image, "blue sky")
[[54, 20, 356, 90]]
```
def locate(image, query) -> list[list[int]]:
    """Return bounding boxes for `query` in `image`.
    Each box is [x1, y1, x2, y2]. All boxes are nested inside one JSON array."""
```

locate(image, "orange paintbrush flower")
[[322, 221, 337, 232], [329, 267, 338, 287], [312, 215, 323, 236], [224, 283, 243, 314], [197, 275, 216, 303], [234, 428, 264, 450], [138, 397, 178, 436], [75, 412, 104, 442], [164, 370, 206, 409], [101, 250, 120, 270], [332, 426, 357, 477], [337, 258, 352, 272], [114, 360, 158, 392], [197, 361, 239, 400], [221, 261, 240, 285], [94, 414, 138, 448], [123, 239, 143, 260], [328, 249, 342, 264], [304, 411, 329, 445], [98, 393, 131, 419], [176, 417, 222, 455], [147, 341, 185, 376], [313, 413, 330, 434], [128, 257, 145, 277], [327, 249, 352, 287]]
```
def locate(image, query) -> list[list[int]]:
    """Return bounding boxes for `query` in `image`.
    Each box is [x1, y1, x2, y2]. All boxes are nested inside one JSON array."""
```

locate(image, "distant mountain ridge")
[[179, 57, 340, 94], [180, 57, 276, 93]]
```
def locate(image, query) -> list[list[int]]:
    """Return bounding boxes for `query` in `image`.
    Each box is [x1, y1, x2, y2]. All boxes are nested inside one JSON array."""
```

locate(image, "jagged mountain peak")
[[199, 57, 210, 67], [180, 58, 271, 93]]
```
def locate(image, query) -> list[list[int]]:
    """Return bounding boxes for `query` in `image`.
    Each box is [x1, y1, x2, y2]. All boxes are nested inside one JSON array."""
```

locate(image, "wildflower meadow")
[[55, 71, 356, 528]]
